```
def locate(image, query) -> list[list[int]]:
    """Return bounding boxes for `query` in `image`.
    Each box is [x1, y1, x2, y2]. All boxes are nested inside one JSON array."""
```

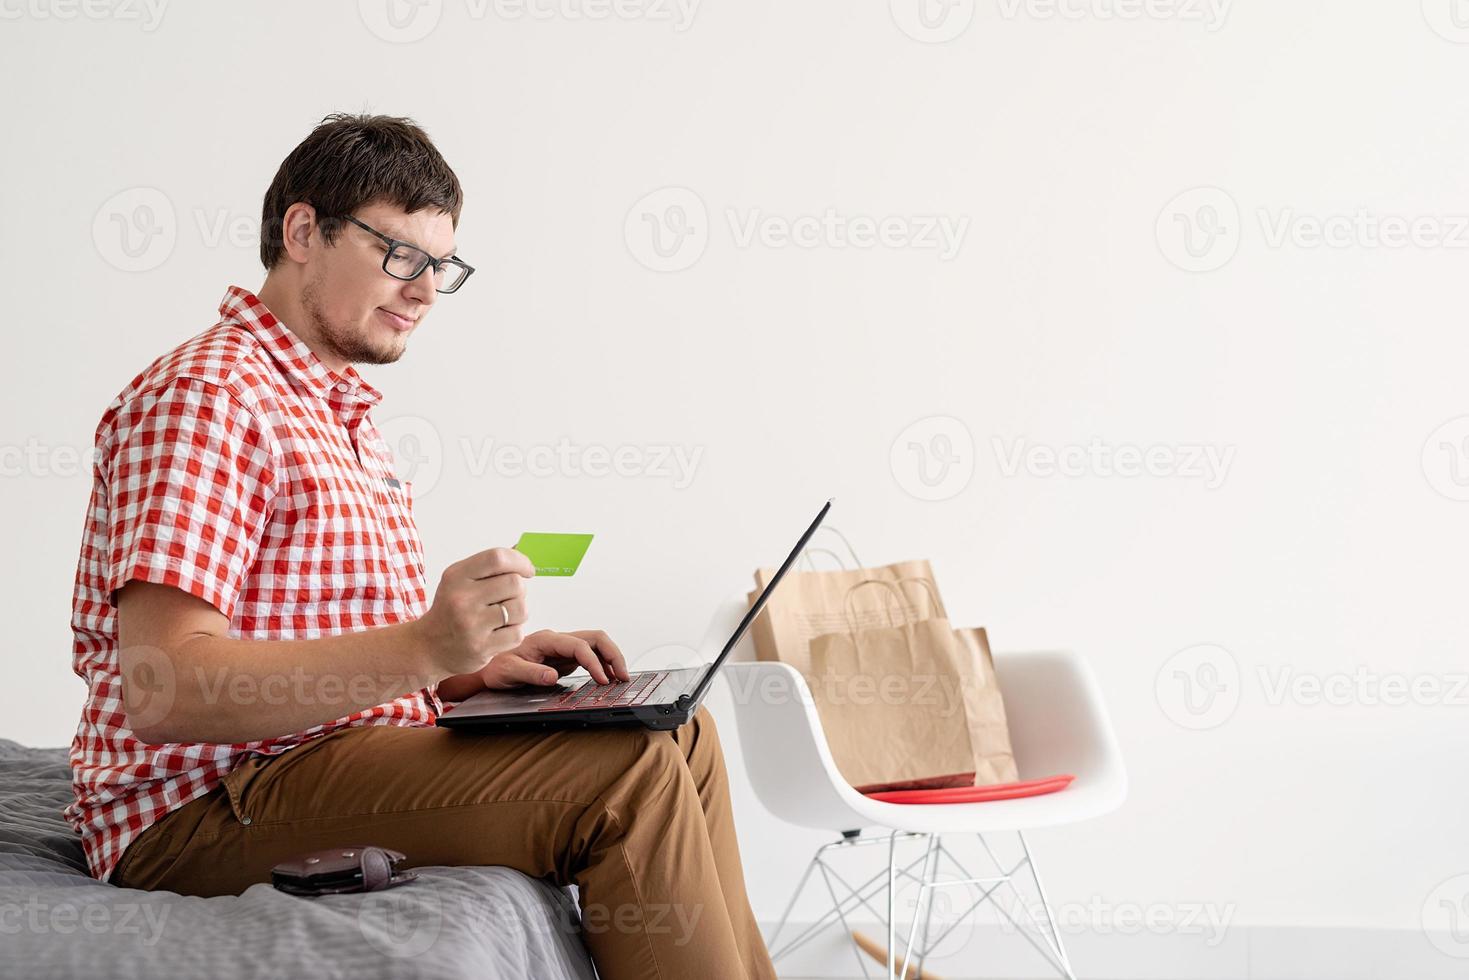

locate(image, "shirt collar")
[[219, 285, 383, 407]]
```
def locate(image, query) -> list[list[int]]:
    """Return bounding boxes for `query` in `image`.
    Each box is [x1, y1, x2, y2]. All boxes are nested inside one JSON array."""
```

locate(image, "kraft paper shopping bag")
[[747, 559, 947, 676], [804, 579, 976, 792]]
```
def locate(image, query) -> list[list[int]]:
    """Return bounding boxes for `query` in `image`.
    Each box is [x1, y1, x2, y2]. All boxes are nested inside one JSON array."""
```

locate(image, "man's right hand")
[[413, 547, 536, 677]]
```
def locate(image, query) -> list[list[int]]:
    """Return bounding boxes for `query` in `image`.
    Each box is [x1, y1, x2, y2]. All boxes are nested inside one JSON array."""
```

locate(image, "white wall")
[[4, 0, 1466, 969]]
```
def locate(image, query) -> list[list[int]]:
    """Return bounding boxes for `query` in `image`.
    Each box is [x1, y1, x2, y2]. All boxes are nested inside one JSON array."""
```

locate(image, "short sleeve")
[[103, 378, 278, 620]]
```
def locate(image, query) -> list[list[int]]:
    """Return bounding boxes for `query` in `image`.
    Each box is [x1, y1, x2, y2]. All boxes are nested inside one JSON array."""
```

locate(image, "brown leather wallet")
[[270, 846, 418, 897]]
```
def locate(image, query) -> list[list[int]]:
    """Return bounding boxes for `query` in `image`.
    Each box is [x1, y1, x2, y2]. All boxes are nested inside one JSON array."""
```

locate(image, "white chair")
[[703, 593, 1127, 980]]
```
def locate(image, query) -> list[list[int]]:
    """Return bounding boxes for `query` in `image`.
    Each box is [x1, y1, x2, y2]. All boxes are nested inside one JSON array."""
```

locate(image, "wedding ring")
[[495, 602, 510, 628]]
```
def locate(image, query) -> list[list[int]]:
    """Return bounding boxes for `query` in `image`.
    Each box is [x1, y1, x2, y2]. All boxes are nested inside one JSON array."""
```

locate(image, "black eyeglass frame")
[[341, 214, 475, 294]]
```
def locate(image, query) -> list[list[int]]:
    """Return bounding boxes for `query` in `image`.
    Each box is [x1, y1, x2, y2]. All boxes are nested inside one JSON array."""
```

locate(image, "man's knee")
[[690, 703, 723, 753], [675, 704, 729, 787], [612, 727, 693, 803], [599, 706, 724, 789]]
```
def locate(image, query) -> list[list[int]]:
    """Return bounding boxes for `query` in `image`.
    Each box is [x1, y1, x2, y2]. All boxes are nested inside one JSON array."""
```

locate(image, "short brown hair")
[[259, 112, 464, 269]]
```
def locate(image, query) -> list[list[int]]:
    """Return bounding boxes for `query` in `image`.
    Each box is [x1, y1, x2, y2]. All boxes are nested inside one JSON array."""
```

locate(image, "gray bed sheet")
[[0, 739, 599, 980]]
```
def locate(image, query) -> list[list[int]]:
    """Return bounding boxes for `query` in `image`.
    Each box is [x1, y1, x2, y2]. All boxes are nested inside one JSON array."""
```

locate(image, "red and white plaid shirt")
[[66, 285, 442, 883]]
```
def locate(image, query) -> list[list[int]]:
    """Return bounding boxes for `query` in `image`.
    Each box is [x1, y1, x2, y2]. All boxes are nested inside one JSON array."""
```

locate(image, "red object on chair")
[[862, 774, 1074, 804]]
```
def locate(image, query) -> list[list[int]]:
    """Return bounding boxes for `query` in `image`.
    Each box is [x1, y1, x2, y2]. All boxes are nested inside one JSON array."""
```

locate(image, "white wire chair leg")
[[887, 831, 899, 980], [913, 838, 1016, 955], [972, 832, 1078, 980], [1018, 831, 1077, 980], [815, 839, 948, 979], [763, 848, 823, 955], [818, 858, 879, 979], [897, 834, 940, 980], [912, 834, 942, 978], [770, 829, 1079, 980], [769, 836, 938, 964]]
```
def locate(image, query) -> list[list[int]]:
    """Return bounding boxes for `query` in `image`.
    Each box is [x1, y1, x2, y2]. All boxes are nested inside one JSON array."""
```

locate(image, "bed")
[[0, 739, 599, 979]]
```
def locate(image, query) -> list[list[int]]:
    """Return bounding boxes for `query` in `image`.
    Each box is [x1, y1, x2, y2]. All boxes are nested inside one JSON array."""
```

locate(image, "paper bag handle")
[[840, 577, 943, 632], [842, 578, 909, 632], [819, 577, 951, 697], [797, 525, 864, 571], [797, 547, 850, 572], [838, 578, 919, 670], [892, 575, 943, 619]]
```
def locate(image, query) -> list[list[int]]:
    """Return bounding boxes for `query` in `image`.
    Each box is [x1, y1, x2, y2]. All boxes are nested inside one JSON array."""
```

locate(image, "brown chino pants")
[[111, 704, 778, 980]]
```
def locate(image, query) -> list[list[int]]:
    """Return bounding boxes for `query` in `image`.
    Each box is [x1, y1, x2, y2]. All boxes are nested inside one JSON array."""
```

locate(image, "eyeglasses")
[[341, 214, 475, 294]]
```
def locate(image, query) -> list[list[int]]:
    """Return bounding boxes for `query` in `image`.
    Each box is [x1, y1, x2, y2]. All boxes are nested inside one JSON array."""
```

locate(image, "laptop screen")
[[680, 498, 832, 707]]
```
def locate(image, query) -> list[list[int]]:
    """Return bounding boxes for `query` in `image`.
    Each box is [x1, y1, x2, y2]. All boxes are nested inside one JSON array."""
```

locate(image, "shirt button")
[[335, 381, 350, 393], [240, 816, 253, 826]]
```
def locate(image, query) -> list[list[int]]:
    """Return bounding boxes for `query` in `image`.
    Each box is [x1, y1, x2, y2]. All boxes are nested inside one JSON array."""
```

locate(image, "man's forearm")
[[434, 671, 487, 703], [124, 619, 444, 745]]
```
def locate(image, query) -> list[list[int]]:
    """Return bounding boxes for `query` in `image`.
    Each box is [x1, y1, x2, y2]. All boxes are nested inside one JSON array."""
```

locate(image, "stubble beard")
[[301, 271, 407, 367]]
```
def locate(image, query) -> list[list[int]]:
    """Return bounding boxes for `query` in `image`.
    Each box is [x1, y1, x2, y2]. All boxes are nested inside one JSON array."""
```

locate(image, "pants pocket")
[[111, 826, 167, 889], [111, 787, 224, 891], [220, 753, 273, 826]]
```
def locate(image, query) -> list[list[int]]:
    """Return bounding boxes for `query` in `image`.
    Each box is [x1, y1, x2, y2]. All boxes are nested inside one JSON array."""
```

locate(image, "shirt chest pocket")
[[279, 465, 416, 604], [376, 478, 427, 584]]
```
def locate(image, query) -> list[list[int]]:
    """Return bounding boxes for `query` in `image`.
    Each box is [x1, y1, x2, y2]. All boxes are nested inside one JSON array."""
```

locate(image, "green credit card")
[[514, 532, 594, 576]]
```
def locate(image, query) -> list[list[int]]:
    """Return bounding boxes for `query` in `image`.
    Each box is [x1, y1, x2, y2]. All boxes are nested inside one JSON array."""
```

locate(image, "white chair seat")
[[719, 653, 1126, 835]]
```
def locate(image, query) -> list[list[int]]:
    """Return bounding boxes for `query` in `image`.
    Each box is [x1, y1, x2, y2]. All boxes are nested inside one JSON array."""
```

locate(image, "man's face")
[[299, 200, 457, 366]]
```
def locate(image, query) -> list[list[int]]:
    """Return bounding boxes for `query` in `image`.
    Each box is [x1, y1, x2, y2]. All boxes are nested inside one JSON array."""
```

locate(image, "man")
[[65, 112, 777, 980]]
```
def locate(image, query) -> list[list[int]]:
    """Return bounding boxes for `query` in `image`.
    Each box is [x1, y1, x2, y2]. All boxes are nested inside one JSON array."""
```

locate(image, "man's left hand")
[[477, 629, 632, 690]]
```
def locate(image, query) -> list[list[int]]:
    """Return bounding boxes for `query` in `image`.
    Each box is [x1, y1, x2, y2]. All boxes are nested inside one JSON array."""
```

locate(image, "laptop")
[[437, 498, 832, 732]]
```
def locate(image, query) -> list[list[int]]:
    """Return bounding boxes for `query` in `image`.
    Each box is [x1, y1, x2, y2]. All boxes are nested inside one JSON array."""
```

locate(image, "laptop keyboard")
[[536, 670, 671, 711]]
